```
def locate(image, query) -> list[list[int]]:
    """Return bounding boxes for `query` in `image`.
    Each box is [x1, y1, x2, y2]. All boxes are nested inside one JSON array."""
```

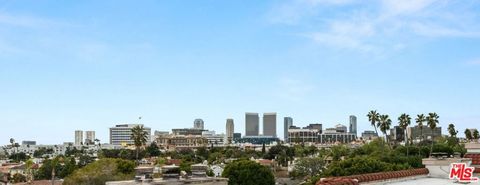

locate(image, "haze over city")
[[1, 0, 480, 145]]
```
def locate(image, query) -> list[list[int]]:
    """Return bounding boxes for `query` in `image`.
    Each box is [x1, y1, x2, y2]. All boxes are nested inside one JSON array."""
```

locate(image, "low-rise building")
[[361, 130, 378, 140], [288, 125, 356, 144], [156, 135, 208, 150], [407, 125, 442, 143]]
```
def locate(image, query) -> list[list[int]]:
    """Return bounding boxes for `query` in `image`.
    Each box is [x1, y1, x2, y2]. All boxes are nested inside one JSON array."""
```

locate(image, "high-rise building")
[[193, 119, 204, 130], [284, 117, 293, 142], [110, 124, 151, 146], [263, 113, 277, 137], [226, 119, 234, 144], [245, 113, 259, 136], [75, 130, 83, 145], [349, 115, 357, 135], [85, 131, 96, 145]]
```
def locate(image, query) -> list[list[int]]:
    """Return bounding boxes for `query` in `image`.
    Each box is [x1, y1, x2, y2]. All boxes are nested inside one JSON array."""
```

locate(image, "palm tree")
[[426, 112, 439, 157], [9, 138, 15, 155], [415, 114, 426, 143], [367, 110, 381, 136], [447, 123, 458, 138], [131, 125, 148, 160], [379, 114, 392, 149], [465, 129, 473, 141], [398, 113, 411, 156]]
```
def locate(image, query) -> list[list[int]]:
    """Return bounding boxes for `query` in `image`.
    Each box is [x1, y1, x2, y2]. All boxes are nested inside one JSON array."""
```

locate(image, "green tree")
[[398, 113, 411, 156], [130, 125, 148, 160], [293, 157, 325, 177], [8, 152, 29, 162], [145, 142, 161, 157], [222, 159, 274, 185], [447, 123, 458, 138], [415, 114, 426, 143], [63, 158, 135, 185], [465, 129, 473, 141], [473, 129, 479, 140], [426, 112, 439, 157], [367, 110, 380, 136], [379, 114, 392, 149]]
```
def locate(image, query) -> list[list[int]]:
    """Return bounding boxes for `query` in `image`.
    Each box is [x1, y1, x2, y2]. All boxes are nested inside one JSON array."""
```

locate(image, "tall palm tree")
[[447, 123, 458, 138], [415, 114, 426, 143], [367, 110, 381, 136], [9, 138, 15, 155], [426, 112, 439, 157], [398, 113, 411, 156], [379, 114, 392, 149], [131, 125, 148, 160]]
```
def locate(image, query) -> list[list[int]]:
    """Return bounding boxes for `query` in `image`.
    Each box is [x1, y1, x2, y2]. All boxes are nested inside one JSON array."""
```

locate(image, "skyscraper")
[[263, 112, 277, 137], [194, 119, 204, 130], [349, 115, 357, 135], [85, 131, 96, 145], [284, 117, 293, 142], [245, 112, 259, 136], [226, 119, 234, 144], [75, 130, 83, 145]]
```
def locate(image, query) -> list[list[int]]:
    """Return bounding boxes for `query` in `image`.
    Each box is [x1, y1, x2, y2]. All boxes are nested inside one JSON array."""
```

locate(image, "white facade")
[[75, 130, 83, 145], [85, 131, 96, 144], [109, 124, 151, 146]]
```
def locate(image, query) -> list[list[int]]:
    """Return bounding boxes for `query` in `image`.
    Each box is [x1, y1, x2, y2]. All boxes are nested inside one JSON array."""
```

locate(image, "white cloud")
[[381, 0, 439, 16], [268, 0, 480, 55], [0, 12, 76, 29]]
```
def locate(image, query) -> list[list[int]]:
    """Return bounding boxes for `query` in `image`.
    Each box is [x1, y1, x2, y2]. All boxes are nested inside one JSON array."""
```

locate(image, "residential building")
[[85, 131, 95, 145], [109, 124, 151, 146], [75, 130, 83, 145], [407, 125, 442, 142], [349, 115, 357, 135], [226, 119, 234, 144], [194, 119, 204, 130], [284, 117, 293, 142], [245, 112, 259, 136], [263, 112, 277, 137]]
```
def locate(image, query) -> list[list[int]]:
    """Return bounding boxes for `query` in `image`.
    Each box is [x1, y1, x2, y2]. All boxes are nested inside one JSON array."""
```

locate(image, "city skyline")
[[1, 1, 480, 145]]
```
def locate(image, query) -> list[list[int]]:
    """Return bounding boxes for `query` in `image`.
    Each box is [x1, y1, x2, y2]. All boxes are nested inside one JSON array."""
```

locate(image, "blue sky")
[[1, 0, 480, 145]]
